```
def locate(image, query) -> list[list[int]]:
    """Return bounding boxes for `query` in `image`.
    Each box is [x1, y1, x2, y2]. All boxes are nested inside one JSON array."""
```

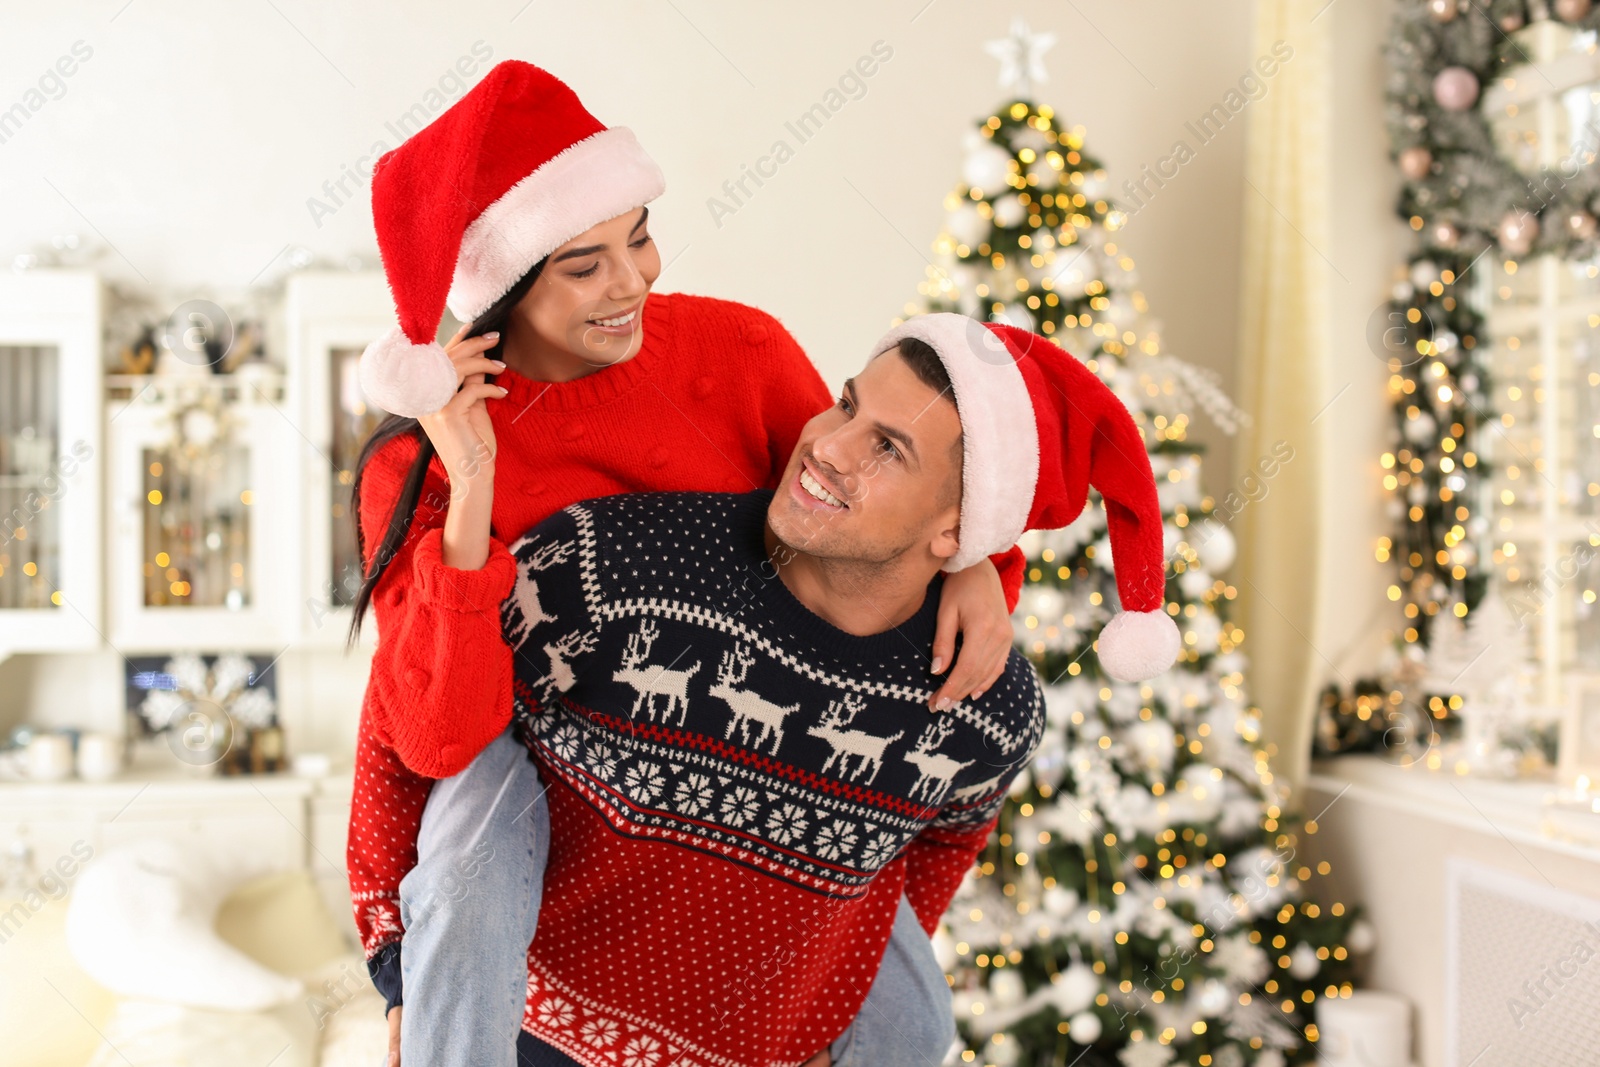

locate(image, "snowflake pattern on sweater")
[[495, 490, 1045, 1067]]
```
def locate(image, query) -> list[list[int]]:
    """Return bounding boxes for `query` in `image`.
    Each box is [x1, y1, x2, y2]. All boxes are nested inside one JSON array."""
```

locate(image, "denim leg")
[[829, 892, 958, 1067], [400, 727, 551, 1067]]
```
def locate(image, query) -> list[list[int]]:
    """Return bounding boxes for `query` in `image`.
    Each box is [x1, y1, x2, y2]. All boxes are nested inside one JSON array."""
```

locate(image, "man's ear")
[[929, 505, 962, 562]]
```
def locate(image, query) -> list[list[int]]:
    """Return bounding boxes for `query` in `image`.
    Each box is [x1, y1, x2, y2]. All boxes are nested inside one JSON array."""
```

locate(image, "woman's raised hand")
[[417, 323, 508, 494]]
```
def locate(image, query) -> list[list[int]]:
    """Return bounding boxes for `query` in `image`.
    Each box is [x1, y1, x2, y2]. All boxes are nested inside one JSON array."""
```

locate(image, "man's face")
[[767, 349, 963, 568]]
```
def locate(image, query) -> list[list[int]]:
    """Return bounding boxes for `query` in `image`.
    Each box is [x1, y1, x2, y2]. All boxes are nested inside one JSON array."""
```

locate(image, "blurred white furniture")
[[0, 762, 356, 947], [284, 271, 396, 649], [104, 370, 295, 650], [0, 760, 372, 1067], [0, 270, 103, 658], [1308, 756, 1600, 1066], [0, 266, 401, 658]]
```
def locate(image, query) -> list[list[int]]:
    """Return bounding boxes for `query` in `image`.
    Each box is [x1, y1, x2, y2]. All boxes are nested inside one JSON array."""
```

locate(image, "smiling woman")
[[501, 207, 661, 381]]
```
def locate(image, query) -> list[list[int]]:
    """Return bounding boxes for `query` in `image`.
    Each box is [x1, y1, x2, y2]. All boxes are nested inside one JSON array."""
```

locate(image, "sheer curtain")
[[1232, 0, 1332, 792]]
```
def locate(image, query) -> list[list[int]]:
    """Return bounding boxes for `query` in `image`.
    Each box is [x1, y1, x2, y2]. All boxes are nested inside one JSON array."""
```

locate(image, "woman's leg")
[[828, 892, 959, 1067], [399, 727, 551, 1067]]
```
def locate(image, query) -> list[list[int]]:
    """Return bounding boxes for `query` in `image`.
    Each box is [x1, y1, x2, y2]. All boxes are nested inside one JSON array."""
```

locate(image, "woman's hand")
[[418, 324, 508, 570], [930, 557, 1013, 711], [386, 1005, 402, 1066], [416, 323, 508, 495]]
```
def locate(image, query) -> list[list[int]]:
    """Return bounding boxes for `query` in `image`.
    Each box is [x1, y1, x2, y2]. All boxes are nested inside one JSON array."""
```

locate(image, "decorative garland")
[[1318, 0, 1600, 755], [1388, 0, 1600, 261], [1385, 0, 1600, 636]]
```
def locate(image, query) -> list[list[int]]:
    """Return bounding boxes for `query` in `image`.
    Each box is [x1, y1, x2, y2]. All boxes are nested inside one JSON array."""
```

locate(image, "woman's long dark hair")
[[344, 256, 548, 649]]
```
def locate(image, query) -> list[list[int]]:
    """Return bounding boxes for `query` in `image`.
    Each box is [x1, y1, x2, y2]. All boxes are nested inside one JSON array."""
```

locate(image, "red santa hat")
[[359, 60, 665, 417], [870, 313, 1181, 683]]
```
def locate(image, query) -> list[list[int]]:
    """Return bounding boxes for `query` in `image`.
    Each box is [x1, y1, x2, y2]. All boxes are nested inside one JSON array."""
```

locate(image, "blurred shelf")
[[1307, 755, 1600, 867]]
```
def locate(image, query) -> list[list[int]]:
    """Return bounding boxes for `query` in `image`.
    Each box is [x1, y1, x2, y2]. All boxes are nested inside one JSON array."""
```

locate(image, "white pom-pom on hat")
[[1097, 609, 1182, 683], [358, 326, 458, 418]]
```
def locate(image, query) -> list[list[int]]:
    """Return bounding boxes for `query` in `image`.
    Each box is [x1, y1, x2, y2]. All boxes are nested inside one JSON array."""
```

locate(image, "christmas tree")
[[904, 21, 1367, 1067]]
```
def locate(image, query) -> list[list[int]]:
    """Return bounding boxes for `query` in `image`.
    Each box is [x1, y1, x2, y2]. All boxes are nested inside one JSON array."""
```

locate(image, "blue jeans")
[[825, 885, 958, 1067], [401, 728, 957, 1067]]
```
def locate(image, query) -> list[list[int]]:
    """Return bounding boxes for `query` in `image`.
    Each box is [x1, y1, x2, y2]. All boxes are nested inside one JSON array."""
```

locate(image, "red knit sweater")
[[345, 293, 1025, 1040]]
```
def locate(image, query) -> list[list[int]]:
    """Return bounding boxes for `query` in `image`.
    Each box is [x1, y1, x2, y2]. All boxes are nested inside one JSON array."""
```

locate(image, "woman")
[[344, 60, 1025, 1067]]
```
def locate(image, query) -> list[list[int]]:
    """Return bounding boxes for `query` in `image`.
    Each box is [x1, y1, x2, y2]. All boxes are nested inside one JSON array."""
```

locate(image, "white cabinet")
[[284, 271, 397, 648], [308, 778, 355, 944], [0, 777, 310, 875], [0, 770, 354, 922], [0, 271, 103, 658], [105, 373, 295, 651], [0, 268, 402, 658]]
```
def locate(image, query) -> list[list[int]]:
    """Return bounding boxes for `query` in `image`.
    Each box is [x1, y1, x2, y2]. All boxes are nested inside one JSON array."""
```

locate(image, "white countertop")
[[1307, 755, 1600, 866]]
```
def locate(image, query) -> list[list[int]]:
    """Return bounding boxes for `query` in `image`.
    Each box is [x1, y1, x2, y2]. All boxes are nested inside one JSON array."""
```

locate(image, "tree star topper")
[[984, 17, 1057, 98]]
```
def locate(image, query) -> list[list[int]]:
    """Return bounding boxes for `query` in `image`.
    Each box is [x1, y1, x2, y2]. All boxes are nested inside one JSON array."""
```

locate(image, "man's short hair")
[[892, 337, 963, 507]]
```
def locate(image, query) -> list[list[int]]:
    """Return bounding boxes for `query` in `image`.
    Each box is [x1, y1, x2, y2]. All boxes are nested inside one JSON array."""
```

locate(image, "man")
[[383, 314, 1179, 1066]]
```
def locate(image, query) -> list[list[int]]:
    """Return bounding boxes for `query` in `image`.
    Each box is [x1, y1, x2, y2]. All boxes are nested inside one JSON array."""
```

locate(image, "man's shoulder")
[[964, 649, 1047, 761], [507, 491, 766, 578], [574, 490, 756, 539]]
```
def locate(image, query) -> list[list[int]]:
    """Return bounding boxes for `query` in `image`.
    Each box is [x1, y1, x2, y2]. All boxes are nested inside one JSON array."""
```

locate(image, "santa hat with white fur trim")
[[871, 313, 1181, 683], [359, 60, 665, 417]]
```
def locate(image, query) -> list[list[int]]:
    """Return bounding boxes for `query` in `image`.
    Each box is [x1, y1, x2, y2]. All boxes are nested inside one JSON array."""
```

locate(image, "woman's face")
[[511, 207, 660, 374]]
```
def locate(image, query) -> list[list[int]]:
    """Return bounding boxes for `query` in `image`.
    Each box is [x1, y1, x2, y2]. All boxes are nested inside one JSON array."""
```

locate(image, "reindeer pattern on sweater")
[[501, 490, 1045, 897]]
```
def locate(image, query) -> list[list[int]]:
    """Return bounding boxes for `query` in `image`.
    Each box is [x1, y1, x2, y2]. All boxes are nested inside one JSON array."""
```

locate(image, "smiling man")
[[384, 314, 1179, 1067]]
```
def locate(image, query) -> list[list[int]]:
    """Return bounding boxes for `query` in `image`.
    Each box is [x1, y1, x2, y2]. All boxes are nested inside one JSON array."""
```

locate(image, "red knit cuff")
[[410, 527, 517, 613], [991, 544, 1026, 615]]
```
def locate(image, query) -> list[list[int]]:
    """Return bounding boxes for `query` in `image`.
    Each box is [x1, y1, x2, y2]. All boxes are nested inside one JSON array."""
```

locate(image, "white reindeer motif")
[[708, 644, 799, 756], [805, 693, 903, 786], [539, 628, 598, 697], [506, 540, 575, 647], [611, 619, 701, 725], [904, 717, 975, 801], [947, 774, 1005, 804]]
